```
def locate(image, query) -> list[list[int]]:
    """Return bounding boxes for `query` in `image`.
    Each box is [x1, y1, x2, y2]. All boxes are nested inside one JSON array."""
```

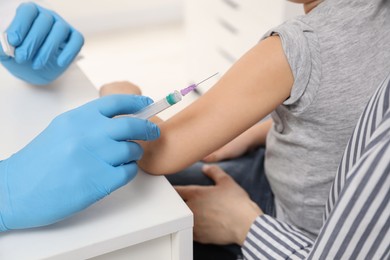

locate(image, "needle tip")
[[180, 72, 219, 96]]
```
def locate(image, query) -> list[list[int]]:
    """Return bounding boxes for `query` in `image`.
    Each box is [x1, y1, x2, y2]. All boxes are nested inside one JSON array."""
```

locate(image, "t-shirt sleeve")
[[261, 20, 321, 111]]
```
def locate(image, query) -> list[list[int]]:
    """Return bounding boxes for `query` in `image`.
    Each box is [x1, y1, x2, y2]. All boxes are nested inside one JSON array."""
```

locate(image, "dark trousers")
[[166, 147, 275, 260]]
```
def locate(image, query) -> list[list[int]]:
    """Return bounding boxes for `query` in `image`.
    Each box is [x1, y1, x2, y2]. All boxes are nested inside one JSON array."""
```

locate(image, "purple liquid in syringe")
[[180, 84, 197, 96]]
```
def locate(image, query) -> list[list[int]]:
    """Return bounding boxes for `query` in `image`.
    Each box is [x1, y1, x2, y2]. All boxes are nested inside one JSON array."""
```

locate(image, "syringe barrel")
[[132, 91, 182, 119]]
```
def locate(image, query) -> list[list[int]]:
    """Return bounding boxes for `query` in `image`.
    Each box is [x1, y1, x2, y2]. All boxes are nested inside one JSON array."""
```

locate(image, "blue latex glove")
[[0, 95, 160, 231], [0, 2, 84, 85]]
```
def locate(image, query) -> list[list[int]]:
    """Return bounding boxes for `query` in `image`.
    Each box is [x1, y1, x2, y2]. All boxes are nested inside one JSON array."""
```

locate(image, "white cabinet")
[[185, 0, 303, 93], [0, 173, 193, 260]]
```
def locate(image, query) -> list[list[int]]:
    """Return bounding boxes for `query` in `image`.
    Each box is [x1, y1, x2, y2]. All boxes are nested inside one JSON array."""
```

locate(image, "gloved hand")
[[0, 95, 160, 231], [0, 2, 84, 85]]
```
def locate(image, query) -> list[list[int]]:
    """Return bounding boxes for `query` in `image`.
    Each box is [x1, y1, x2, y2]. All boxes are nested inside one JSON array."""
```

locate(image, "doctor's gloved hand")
[[0, 95, 160, 232], [0, 2, 83, 85]]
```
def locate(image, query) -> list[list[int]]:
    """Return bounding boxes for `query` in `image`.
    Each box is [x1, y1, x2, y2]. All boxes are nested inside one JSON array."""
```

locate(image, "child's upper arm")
[[139, 36, 294, 175]]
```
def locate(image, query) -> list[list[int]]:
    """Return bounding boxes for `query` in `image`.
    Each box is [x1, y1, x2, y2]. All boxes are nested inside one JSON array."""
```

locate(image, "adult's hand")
[[0, 2, 83, 85], [0, 95, 160, 231], [175, 165, 262, 245]]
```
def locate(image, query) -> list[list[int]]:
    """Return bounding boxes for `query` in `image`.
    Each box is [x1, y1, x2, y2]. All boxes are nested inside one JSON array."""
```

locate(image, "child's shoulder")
[[268, 0, 389, 42], [279, 0, 388, 31]]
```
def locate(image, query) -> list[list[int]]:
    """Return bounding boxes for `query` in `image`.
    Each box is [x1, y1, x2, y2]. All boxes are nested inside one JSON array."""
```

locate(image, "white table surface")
[[0, 63, 98, 159], [0, 64, 193, 260]]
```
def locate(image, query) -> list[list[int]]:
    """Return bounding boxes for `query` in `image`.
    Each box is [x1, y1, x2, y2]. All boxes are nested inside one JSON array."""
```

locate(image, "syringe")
[[132, 72, 218, 119]]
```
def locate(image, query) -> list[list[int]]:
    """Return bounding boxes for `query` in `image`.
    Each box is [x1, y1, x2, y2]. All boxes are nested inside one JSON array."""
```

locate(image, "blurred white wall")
[[49, 0, 183, 35], [52, 0, 304, 103], [184, 0, 304, 91]]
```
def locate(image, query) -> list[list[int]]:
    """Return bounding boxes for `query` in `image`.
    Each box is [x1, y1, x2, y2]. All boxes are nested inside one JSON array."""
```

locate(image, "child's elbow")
[[138, 158, 182, 176]]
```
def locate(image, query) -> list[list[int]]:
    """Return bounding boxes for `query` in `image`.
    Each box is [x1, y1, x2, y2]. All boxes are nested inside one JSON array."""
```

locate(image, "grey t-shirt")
[[263, 0, 390, 238]]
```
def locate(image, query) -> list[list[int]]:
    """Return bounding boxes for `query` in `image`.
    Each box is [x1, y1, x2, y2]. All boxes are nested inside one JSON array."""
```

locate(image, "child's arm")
[[99, 81, 271, 162], [139, 36, 293, 175]]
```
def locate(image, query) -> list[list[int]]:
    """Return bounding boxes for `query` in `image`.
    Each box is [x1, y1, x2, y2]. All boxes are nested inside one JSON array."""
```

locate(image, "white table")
[[0, 65, 193, 260]]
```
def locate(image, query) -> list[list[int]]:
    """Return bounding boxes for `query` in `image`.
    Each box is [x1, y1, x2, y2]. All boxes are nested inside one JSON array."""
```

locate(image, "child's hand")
[[100, 81, 142, 97]]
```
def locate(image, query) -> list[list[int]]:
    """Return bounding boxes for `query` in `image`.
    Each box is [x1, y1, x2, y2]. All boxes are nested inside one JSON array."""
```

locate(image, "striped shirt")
[[242, 74, 390, 259]]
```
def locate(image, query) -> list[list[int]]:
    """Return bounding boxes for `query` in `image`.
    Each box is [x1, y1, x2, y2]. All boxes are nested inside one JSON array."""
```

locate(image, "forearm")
[[139, 36, 293, 175]]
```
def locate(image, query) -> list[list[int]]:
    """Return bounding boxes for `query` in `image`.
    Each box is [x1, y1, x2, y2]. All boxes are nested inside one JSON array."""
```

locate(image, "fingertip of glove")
[[118, 163, 138, 184], [127, 167, 138, 182], [57, 55, 71, 68], [139, 96, 154, 106], [14, 49, 27, 64], [147, 121, 160, 140], [6, 32, 19, 47], [32, 60, 43, 70]]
